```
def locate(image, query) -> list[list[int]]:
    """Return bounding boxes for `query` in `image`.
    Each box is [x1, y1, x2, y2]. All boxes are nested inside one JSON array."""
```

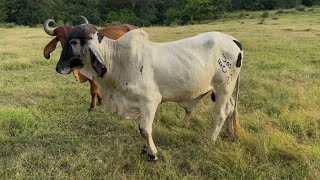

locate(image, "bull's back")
[[151, 32, 240, 101]]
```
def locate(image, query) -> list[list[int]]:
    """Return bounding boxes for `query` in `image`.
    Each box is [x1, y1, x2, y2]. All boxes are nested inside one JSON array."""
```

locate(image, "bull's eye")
[[70, 40, 78, 45]]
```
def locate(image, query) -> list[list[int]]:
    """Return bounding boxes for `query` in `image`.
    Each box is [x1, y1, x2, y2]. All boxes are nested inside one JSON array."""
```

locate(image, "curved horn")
[[43, 19, 56, 36], [80, 15, 89, 24]]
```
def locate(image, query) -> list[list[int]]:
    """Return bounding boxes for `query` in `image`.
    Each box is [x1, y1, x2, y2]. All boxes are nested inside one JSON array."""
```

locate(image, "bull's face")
[[43, 17, 89, 59], [56, 24, 107, 77], [56, 38, 85, 74]]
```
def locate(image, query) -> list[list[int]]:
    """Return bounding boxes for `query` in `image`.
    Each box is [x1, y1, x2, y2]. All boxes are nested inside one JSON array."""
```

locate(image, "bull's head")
[[56, 24, 107, 78], [43, 16, 89, 59]]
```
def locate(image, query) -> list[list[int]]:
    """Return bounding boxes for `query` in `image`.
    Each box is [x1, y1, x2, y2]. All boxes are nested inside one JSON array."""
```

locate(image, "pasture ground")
[[0, 8, 320, 179]]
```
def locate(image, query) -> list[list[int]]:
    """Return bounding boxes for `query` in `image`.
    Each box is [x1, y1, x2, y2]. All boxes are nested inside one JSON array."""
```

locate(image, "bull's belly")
[[154, 65, 215, 102], [159, 84, 212, 102]]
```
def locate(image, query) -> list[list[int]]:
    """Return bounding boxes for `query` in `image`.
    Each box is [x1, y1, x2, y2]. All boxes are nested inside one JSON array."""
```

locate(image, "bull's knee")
[[139, 126, 148, 139]]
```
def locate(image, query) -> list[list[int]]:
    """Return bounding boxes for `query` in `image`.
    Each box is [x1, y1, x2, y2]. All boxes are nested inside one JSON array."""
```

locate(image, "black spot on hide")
[[140, 65, 143, 75], [236, 53, 242, 68], [233, 40, 243, 51], [206, 40, 214, 49], [211, 92, 216, 102], [97, 33, 104, 43]]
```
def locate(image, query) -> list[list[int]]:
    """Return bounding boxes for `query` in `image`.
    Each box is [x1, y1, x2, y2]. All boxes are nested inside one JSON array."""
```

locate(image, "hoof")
[[184, 108, 192, 115], [147, 154, 158, 162], [88, 108, 95, 112], [140, 149, 147, 154], [97, 101, 103, 106], [211, 135, 217, 144], [140, 145, 148, 154]]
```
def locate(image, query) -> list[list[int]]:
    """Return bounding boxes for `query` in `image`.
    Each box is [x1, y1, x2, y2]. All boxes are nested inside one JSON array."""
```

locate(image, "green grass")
[[1, 8, 320, 179]]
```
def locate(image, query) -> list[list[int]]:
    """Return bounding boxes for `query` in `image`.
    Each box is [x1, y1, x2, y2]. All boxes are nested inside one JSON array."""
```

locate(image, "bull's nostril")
[[56, 67, 60, 73]]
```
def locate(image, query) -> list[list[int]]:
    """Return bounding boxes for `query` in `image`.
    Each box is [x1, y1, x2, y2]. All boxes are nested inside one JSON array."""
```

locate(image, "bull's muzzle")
[[56, 66, 71, 74]]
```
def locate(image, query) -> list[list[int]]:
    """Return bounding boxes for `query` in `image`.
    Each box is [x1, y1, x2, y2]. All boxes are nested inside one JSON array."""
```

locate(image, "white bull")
[[56, 24, 243, 161]]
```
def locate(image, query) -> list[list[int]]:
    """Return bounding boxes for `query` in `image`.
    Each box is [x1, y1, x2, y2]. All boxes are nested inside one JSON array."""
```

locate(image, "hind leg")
[[211, 92, 231, 143], [211, 78, 240, 143], [226, 97, 237, 135]]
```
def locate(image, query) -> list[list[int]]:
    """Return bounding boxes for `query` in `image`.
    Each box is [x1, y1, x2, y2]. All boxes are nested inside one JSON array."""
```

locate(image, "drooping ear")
[[87, 40, 107, 77], [44, 37, 59, 59]]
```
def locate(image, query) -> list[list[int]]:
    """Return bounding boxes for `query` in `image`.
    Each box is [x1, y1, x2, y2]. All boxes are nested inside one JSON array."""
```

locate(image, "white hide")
[[78, 28, 243, 159]]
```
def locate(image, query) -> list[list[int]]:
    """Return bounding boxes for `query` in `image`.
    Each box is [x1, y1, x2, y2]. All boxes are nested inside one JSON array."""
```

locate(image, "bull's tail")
[[233, 74, 240, 132]]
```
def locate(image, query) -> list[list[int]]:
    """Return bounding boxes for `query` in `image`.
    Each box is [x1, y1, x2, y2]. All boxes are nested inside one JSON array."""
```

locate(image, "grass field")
[[1, 8, 320, 179]]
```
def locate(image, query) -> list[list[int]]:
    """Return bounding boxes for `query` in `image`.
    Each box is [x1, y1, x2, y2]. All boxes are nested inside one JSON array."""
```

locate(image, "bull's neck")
[[97, 39, 116, 71], [99, 38, 124, 88]]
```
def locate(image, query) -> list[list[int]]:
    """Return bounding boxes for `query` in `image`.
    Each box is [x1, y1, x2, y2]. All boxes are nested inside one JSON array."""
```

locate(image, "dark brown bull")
[[43, 17, 136, 111]]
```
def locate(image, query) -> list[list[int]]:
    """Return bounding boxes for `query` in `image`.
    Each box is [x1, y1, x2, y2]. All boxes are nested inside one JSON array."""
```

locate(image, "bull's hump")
[[119, 29, 149, 43]]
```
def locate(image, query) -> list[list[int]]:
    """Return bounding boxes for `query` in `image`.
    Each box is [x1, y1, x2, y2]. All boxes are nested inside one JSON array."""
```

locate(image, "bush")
[[238, 13, 245, 19], [258, 11, 269, 24], [275, 9, 285, 14], [260, 11, 269, 18], [296, 6, 306, 11], [272, 16, 279, 20], [0, 22, 17, 28], [258, 19, 265, 24], [169, 19, 184, 26], [285, 9, 298, 13]]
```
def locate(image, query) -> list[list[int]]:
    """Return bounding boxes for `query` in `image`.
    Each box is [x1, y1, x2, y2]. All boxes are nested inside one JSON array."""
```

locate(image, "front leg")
[[138, 99, 160, 161]]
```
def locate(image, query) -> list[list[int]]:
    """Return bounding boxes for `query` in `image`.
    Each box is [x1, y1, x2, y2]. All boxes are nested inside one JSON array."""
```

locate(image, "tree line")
[[0, 0, 319, 27]]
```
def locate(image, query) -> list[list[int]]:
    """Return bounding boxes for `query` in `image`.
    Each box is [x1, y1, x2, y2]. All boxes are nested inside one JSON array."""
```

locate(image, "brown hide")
[[43, 26, 75, 59], [98, 24, 136, 39]]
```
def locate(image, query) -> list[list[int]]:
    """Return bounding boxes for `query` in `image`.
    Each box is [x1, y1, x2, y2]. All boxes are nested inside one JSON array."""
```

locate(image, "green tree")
[[154, 0, 187, 24], [276, 0, 302, 8], [133, 0, 158, 25], [301, 0, 318, 6], [0, 0, 7, 22], [213, 0, 232, 11], [182, 0, 216, 22], [164, 8, 183, 25], [261, 0, 277, 10], [52, 0, 102, 25], [3, 0, 55, 26]]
